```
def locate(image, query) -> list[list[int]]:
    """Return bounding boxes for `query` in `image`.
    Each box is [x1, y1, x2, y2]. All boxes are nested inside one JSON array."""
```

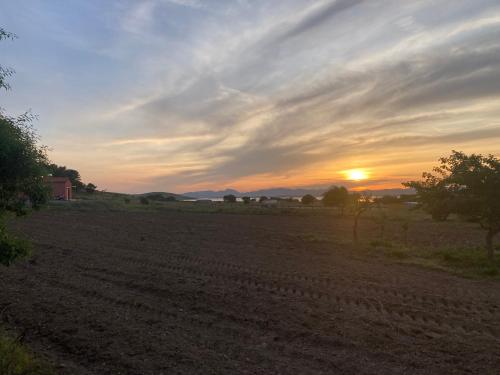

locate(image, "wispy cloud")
[[1, 0, 500, 193]]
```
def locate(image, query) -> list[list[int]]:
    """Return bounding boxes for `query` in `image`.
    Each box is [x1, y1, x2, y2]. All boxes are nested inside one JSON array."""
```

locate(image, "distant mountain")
[[182, 189, 239, 199], [137, 191, 194, 200], [183, 187, 415, 199]]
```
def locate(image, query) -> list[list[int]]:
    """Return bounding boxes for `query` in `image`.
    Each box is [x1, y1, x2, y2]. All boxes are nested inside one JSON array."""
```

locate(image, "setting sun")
[[345, 169, 368, 181]]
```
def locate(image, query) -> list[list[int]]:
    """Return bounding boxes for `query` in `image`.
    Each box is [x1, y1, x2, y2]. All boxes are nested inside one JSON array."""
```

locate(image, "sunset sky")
[[1, 0, 500, 193]]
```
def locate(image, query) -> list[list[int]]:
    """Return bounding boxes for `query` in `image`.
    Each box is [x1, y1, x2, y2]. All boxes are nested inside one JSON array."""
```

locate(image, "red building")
[[44, 176, 72, 200]]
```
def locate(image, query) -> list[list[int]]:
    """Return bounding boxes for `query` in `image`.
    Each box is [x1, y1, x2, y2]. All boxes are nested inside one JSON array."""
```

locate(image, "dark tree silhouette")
[[85, 183, 97, 193], [48, 164, 85, 191], [322, 186, 349, 215], [0, 28, 16, 91], [405, 151, 500, 260], [223, 194, 237, 203], [301, 194, 316, 205]]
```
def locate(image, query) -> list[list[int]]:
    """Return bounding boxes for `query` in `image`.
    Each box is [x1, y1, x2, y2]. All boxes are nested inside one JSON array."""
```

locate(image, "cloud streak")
[[1, 0, 500, 193]]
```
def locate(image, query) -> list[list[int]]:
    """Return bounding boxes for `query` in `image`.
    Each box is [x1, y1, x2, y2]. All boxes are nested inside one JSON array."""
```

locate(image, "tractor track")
[[3, 210, 500, 375]]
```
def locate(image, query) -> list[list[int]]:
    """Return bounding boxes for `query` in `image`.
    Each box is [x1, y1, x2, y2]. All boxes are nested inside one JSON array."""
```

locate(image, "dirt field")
[[1, 210, 499, 374]]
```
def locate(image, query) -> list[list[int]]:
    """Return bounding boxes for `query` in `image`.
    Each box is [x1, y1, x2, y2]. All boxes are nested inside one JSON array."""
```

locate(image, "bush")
[[223, 194, 237, 203], [140, 197, 149, 205], [0, 329, 53, 375], [301, 194, 316, 205], [85, 183, 97, 193], [0, 227, 31, 266], [322, 186, 349, 214], [242, 196, 251, 204], [124, 197, 131, 204]]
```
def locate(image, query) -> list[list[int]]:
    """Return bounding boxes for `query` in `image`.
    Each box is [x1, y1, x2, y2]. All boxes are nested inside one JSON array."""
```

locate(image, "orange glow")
[[344, 169, 369, 181]]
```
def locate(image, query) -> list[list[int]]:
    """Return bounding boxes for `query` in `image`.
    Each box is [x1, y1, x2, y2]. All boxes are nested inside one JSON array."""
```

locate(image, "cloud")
[[274, 0, 365, 42], [4, 0, 500, 192]]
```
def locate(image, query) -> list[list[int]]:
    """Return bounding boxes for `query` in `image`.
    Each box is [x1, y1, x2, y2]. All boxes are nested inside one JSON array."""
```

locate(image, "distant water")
[[182, 197, 316, 202]]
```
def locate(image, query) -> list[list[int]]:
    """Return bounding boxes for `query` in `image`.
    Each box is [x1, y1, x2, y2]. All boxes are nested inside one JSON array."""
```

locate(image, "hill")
[[183, 187, 415, 199]]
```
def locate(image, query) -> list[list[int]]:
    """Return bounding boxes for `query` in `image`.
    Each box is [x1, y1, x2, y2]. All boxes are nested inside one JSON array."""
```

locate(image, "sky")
[[1, 0, 500, 194]]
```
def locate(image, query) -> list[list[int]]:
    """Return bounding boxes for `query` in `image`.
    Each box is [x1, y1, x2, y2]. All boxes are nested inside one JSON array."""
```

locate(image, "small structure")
[[44, 176, 72, 200]]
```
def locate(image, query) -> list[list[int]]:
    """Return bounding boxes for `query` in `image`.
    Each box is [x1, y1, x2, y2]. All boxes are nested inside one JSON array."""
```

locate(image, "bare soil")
[[1, 210, 499, 374]]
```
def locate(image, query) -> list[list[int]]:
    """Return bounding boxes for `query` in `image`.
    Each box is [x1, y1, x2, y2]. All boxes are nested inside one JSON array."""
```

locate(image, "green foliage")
[[85, 183, 97, 193], [0, 27, 47, 267], [405, 151, 500, 259], [223, 194, 237, 203], [242, 196, 251, 204], [301, 194, 316, 205], [0, 114, 50, 215], [403, 172, 454, 221], [140, 197, 149, 205], [0, 329, 53, 375], [0, 223, 31, 266], [0, 28, 16, 91], [322, 186, 349, 210]]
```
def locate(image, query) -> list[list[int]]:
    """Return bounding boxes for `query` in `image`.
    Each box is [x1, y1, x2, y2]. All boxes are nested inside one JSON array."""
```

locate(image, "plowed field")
[[1, 210, 499, 374]]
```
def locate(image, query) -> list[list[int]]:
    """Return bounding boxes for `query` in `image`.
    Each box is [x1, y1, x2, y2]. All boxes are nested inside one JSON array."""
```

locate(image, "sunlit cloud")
[[1, 0, 500, 193]]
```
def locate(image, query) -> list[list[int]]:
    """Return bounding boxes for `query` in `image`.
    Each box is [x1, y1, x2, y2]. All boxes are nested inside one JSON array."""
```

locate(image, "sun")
[[344, 169, 368, 181]]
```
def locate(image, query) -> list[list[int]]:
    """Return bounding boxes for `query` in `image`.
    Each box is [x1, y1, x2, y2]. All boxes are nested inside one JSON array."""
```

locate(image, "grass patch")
[[378, 244, 500, 279], [431, 247, 499, 277], [0, 329, 53, 375]]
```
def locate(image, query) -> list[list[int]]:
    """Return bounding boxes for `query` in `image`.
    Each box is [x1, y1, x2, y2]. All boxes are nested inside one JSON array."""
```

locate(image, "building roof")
[[44, 176, 71, 183]]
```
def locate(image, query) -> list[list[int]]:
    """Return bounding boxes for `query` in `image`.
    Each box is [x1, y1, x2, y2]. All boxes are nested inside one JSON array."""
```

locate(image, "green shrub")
[[0, 227, 31, 266], [0, 329, 53, 375], [301, 194, 316, 205], [140, 197, 149, 205]]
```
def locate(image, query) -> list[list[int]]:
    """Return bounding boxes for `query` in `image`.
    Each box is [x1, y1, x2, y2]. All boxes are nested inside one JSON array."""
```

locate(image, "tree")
[[403, 171, 454, 221], [0, 27, 49, 266], [404, 151, 500, 260], [259, 196, 268, 203], [242, 196, 251, 204], [140, 197, 150, 205], [0, 114, 50, 214], [85, 183, 97, 193], [322, 186, 349, 215], [301, 194, 316, 205], [351, 194, 372, 243], [48, 163, 84, 191], [0, 115, 50, 265], [0, 28, 16, 91], [223, 194, 237, 203]]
